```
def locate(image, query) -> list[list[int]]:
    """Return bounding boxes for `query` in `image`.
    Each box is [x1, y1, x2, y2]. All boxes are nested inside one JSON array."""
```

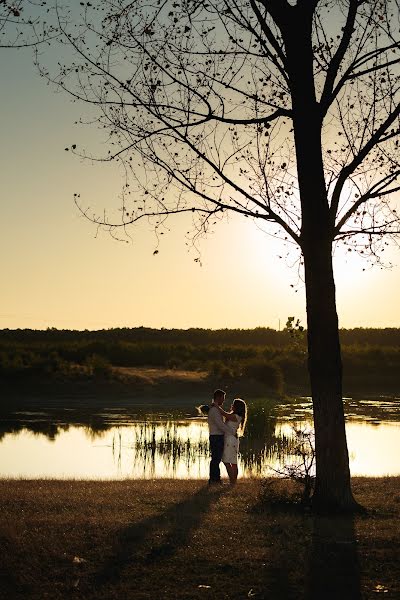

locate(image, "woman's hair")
[[232, 398, 247, 434], [196, 404, 210, 416]]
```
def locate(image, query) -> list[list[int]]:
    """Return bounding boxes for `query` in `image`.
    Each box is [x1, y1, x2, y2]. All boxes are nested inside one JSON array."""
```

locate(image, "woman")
[[217, 398, 247, 485]]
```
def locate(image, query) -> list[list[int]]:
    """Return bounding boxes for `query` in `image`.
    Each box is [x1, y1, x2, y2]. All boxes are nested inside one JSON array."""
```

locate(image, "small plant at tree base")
[[269, 426, 316, 506]]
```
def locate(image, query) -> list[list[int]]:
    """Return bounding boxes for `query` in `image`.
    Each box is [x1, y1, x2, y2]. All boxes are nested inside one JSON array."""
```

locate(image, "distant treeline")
[[1, 325, 400, 346], [0, 327, 399, 395]]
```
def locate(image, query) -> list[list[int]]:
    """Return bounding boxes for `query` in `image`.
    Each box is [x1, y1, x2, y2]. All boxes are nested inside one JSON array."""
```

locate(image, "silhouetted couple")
[[201, 389, 247, 485]]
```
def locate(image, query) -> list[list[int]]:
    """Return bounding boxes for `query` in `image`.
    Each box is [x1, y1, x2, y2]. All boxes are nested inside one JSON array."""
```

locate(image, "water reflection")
[[1, 398, 400, 479]]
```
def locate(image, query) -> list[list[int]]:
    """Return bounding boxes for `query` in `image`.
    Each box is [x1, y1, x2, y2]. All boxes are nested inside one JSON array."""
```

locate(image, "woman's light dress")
[[221, 415, 242, 464]]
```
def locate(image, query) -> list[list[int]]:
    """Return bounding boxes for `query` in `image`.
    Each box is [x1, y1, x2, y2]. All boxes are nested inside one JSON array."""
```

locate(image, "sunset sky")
[[1, 48, 400, 332]]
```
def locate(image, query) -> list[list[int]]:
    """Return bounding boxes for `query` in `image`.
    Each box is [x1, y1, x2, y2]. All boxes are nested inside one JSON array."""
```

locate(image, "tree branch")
[[330, 103, 400, 224], [333, 174, 400, 236], [248, 0, 288, 80], [319, 0, 360, 116]]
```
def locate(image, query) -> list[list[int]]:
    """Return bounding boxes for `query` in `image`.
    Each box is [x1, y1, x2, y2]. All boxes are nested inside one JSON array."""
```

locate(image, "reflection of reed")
[[129, 421, 210, 477], [126, 415, 302, 478], [112, 430, 122, 472], [238, 402, 301, 475]]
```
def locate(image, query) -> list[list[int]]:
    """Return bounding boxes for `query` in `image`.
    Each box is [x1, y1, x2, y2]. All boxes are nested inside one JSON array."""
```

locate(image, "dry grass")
[[0, 478, 399, 599], [116, 366, 209, 385]]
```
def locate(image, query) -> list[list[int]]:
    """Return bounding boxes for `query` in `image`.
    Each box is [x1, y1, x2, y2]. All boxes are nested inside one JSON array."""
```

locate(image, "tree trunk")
[[303, 240, 358, 512], [281, 8, 359, 512]]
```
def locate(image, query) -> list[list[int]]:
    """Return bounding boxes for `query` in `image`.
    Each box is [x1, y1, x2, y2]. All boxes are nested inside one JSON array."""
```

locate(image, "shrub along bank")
[[1, 327, 399, 397]]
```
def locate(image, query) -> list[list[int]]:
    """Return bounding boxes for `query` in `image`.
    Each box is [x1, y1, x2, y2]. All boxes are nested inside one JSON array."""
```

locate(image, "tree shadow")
[[93, 485, 227, 586], [306, 514, 361, 600]]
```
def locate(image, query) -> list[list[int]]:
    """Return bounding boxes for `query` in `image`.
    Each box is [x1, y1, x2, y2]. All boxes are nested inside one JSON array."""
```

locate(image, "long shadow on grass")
[[93, 485, 226, 585], [306, 514, 361, 600]]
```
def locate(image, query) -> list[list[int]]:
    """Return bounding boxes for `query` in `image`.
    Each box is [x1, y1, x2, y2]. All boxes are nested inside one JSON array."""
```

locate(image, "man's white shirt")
[[207, 404, 232, 435]]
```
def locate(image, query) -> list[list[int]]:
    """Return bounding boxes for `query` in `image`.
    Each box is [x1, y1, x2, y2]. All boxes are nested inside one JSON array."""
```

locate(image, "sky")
[[1, 47, 400, 332]]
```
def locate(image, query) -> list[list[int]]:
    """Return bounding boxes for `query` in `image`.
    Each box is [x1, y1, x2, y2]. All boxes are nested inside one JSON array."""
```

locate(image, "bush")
[[257, 479, 305, 509], [208, 360, 241, 380], [85, 354, 113, 378], [242, 360, 284, 393]]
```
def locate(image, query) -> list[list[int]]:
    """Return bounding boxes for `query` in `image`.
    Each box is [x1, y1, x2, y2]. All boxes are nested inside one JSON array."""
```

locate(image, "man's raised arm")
[[210, 405, 233, 436]]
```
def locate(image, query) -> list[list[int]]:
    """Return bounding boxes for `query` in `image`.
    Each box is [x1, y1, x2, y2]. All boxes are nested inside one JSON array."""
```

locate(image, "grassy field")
[[0, 478, 399, 599]]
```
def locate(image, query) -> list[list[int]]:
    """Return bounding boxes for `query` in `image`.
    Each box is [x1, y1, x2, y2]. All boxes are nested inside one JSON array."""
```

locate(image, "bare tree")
[[0, 0, 58, 48], [37, 0, 400, 510]]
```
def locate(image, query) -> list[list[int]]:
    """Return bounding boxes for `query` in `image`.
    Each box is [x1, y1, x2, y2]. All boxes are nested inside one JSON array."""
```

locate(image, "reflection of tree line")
[[0, 406, 141, 442], [0, 417, 68, 442], [0, 408, 118, 442]]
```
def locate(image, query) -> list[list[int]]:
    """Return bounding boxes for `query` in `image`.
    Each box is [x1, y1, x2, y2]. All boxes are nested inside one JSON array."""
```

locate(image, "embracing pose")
[[217, 398, 247, 485], [204, 389, 247, 486], [206, 389, 231, 485]]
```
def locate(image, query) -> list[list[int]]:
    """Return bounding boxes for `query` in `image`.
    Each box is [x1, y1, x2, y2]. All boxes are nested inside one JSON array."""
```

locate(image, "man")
[[207, 389, 232, 485]]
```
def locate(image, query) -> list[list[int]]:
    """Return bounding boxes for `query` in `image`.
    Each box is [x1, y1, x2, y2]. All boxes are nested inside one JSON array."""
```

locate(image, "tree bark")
[[303, 240, 358, 512], [281, 7, 359, 511]]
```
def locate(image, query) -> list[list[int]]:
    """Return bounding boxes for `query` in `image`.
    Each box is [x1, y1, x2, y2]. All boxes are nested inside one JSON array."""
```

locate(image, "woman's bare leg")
[[230, 464, 238, 485], [224, 462, 233, 483]]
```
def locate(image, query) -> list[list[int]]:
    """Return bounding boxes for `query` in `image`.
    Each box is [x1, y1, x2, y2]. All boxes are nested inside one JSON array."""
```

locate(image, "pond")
[[0, 398, 399, 479]]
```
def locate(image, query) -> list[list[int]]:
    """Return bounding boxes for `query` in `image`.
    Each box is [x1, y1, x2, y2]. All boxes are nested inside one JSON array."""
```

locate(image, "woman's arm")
[[216, 406, 238, 422]]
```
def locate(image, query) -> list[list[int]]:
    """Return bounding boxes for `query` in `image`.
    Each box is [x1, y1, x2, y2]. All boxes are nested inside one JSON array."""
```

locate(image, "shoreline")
[[1, 366, 399, 404], [0, 473, 399, 481], [0, 366, 282, 402]]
